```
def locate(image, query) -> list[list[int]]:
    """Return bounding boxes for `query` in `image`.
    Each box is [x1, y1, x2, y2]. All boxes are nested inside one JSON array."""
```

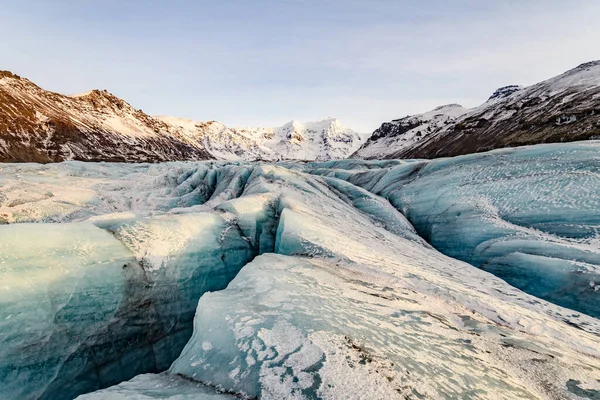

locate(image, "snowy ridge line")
[[0, 71, 366, 163], [155, 116, 369, 162], [353, 60, 600, 160]]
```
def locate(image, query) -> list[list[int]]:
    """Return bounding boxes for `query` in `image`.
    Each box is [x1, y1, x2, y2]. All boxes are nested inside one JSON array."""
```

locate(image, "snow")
[[156, 116, 369, 161], [538, 60, 600, 95], [355, 60, 600, 159], [2, 140, 600, 399], [353, 104, 468, 159], [76, 373, 235, 400]]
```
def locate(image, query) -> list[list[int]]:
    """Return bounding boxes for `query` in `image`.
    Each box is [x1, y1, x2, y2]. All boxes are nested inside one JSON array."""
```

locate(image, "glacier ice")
[[75, 373, 235, 400], [170, 254, 600, 399], [302, 142, 600, 318], [0, 212, 253, 400], [171, 157, 600, 399], [2, 141, 600, 399]]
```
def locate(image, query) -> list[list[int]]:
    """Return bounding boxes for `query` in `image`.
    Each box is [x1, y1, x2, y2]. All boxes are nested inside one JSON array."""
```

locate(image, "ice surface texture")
[[303, 142, 600, 318], [75, 373, 236, 400], [2, 141, 600, 399], [0, 168, 255, 400]]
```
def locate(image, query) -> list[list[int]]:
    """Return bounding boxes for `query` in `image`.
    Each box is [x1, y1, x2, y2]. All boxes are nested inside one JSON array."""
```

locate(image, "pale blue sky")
[[2, 0, 599, 131]]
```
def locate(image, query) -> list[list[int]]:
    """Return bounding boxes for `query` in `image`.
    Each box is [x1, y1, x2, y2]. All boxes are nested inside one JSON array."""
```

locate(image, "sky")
[[1, 0, 599, 132]]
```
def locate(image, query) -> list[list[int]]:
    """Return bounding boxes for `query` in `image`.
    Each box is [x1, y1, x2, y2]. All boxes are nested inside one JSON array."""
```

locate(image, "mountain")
[[0, 71, 212, 163], [156, 116, 369, 161], [351, 104, 469, 160], [0, 71, 364, 162], [353, 61, 600, 159]]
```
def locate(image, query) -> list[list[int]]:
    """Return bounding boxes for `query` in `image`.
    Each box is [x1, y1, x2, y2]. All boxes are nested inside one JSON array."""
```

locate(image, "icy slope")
[[156, 116, 369, 161], [354, 60, 600, 159], [305, 141, 600, 319]]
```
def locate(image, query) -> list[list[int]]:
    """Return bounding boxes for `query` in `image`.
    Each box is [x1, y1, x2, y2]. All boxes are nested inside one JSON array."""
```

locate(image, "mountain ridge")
[[353, 60, 600, 159], [155, 115, 367, 162], [0, 73, 365, 163], [0, 72, 210, 163]]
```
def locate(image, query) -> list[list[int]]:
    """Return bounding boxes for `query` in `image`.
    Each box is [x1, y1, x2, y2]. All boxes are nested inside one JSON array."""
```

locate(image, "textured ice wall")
[[167, 164, 600, 399], [303, 142, 600, 319], [0, 208, 253, 399]]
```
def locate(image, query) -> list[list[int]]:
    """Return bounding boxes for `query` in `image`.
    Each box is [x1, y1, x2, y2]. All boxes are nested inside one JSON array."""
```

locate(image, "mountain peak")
[[0, 70, 21, 80], [72, 89, 139, 113], [487, 85, 523, 101], [573, 60, 600, 71], [433, 104, 464, 112], [73, 89, 119, 100]]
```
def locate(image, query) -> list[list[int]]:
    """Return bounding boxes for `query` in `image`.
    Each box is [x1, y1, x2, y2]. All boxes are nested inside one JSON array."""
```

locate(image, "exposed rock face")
[[487, 85, 523, 101], [352, 104, 468, 160], [353, 61, 600, 159]]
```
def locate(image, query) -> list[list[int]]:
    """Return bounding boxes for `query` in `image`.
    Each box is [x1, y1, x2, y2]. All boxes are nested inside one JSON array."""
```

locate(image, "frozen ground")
[[1, 141, 600, 399]]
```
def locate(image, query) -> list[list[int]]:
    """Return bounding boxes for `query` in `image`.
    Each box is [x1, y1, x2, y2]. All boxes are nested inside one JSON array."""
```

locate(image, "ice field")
[[1, 142, 600, 399]]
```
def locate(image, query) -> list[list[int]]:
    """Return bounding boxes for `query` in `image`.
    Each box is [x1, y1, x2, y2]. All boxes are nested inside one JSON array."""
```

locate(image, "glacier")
[[302, 142, 600, 318], [1, 141, 600, 399], [0, 214, 253, 400]]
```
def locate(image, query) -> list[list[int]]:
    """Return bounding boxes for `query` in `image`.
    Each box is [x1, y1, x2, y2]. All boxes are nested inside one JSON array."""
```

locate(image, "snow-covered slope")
[[354, 60, 600, 159], [352, 104, 468, 159], [0, 71, 363, 162], [156, 116, 368, 161]]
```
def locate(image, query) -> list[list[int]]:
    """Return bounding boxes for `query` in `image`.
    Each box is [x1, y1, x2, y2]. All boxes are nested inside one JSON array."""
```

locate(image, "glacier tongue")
[[2, 141, 600, 400]]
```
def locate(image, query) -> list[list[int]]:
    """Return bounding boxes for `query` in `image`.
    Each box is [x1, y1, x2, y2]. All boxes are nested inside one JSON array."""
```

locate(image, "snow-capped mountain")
[[353, 60, 600, 159], [0, 71, 364, 162], [156, 116, 368, 162], [0, 71, 212, 163], [352, 104, 468, 160]]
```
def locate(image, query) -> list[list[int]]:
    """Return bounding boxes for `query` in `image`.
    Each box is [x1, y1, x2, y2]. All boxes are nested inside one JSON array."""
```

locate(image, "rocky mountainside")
[[157, 116, 368, 162], [353, 61, 600, 159], [0, 72, 364, 162], [0, 71, 212, 162], [352, 104, 469, 160]]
